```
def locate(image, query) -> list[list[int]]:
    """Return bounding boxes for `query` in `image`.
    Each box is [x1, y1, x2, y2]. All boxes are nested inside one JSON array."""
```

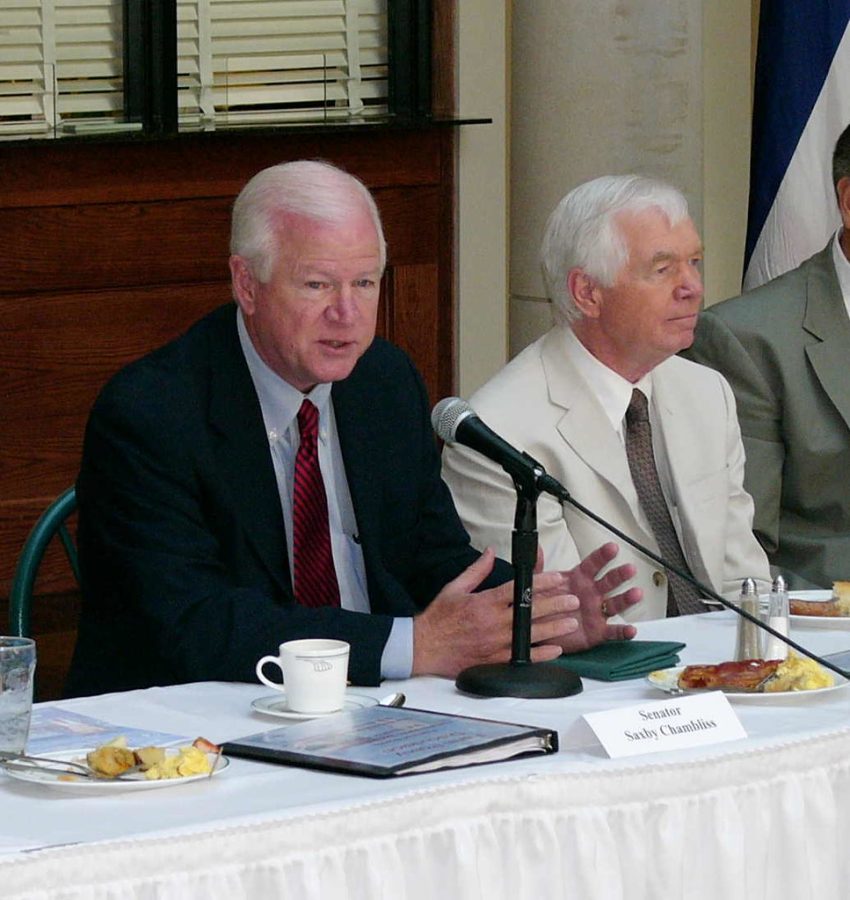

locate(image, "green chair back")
[[9, 487, 79, 637]]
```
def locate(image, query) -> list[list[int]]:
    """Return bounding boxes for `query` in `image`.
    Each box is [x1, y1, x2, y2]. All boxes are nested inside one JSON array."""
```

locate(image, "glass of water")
[[0, 637, 36, 755]]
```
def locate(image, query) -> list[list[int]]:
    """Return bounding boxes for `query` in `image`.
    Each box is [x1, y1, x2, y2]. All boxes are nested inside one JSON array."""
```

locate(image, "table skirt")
[[5, 726, 850, 900]]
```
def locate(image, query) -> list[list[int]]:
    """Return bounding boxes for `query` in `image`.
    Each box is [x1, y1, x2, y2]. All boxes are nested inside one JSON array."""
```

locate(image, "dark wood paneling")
[[0, 188, 439, 295], [375, 187, 440, 264], [1, 283, 228, 497], [432, 1, 457, 118], [385, 263, 443, 405], [0, 130, 444, 209], [0, 201, 232, 293]]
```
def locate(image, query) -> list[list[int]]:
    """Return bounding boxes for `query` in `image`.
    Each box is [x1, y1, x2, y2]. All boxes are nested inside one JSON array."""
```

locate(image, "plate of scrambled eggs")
[[2, 742, 228, 793], [648, 653, 847, 702]]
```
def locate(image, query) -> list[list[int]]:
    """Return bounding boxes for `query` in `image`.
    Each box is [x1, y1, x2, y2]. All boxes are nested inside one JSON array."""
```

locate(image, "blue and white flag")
[[744, 2, 850, 291]]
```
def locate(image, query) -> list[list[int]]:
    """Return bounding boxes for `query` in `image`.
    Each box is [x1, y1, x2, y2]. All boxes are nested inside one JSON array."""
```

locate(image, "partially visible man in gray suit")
[[442, 175, 770, 622], [686, 124, 850, 589]]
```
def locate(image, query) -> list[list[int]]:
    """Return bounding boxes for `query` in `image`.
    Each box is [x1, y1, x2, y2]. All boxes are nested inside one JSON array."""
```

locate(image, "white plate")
[[251, 691, 377, 721], [788, 590, 834, 601], [0, 748, 228, 793], [785, 590, 850, 628], [646, 666, 849, 702]]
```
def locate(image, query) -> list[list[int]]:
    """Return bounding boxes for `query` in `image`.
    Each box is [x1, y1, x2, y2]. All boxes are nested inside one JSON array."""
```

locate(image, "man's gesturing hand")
[[412, 548, 579, 678], [554, 542, 642, 652]]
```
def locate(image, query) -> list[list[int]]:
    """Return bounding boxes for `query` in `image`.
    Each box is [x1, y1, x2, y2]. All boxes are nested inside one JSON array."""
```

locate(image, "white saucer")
[[251, 692, 377, 721]]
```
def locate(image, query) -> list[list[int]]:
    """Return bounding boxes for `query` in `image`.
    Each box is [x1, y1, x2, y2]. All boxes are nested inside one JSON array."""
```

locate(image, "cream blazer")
[[441, 326, 770, 622]]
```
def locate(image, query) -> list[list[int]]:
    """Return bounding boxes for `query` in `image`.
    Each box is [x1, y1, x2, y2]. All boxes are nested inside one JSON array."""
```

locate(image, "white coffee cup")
[[255, 639, 350, 714]]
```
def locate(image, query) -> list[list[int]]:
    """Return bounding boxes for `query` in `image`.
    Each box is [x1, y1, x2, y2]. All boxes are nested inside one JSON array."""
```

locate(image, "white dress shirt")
[[237, 311, 412, 677], [831, 228, 850, 321], [563, 328, 684, 540]]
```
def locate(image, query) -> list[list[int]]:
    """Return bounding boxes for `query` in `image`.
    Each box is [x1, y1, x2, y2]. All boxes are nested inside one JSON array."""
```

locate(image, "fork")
[[0, 751, 142, 781]]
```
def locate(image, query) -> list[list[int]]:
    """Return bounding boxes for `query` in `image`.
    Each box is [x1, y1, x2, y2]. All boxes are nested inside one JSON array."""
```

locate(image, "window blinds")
[[0, 0, 388, 140], [0, 0, 126, 138], [177, 0, 388, 129]]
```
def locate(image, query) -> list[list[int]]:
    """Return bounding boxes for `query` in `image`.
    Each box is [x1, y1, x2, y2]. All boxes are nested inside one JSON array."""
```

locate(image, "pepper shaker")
[[734, 577, 762, 661]]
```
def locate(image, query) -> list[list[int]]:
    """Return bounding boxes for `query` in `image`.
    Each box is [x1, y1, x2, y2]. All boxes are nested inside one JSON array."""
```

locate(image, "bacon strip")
[[678, 659, 781, 692], [789, 599, 842, 617]]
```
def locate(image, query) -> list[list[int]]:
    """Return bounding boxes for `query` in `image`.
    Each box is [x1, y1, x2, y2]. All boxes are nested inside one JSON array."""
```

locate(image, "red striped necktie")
[[292, 399, 341, 607]]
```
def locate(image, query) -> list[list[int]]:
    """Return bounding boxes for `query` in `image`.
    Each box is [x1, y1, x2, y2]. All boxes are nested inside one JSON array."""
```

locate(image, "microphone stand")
[[455, 468, 583, 698], [435, 397, 850, 685]]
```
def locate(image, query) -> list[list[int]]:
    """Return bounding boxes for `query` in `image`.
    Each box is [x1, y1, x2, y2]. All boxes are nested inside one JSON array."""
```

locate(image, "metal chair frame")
[[9, 486, 79, 637]]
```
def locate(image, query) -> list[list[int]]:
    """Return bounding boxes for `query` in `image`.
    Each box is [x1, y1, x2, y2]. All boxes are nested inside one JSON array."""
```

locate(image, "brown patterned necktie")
[[624, 388, 703, 616], [292, 399, 341, 607]]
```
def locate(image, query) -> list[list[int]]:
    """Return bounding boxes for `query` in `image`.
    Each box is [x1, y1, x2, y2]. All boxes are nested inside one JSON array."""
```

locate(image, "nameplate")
[[583, 692, 746, 758]]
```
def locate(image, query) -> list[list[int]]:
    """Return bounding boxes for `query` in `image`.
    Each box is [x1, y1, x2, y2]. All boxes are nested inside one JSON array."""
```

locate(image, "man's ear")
[[568, 268, 602, 319], [229, 255, 257, 314], [837, 176, 850, 229]]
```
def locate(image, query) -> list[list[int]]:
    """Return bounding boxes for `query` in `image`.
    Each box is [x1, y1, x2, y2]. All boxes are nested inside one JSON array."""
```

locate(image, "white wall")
[[454, 0, 753, 375], [702, 0, 753, 306], [455, 2, 510, 398]]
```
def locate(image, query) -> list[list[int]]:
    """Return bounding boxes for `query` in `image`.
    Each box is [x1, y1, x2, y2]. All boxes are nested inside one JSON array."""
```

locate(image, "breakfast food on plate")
[[86, 736, 137, 776], [676, 653, 834, 693], [789, 598, 842, 617], [789, 582, 850, 617], [763, 653, 835, 692], [83, 736, 219, 779], [142, 745, 212, 780], [834, 581, 850, 614], [678, 658, 781, 691], [192, 736, 221, 755], [134, 745, 166, 769]]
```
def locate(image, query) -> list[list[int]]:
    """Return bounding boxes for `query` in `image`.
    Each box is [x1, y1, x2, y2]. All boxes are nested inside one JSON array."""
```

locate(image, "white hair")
[[540, 174, 691, 324], [230, 159, 387, 283]]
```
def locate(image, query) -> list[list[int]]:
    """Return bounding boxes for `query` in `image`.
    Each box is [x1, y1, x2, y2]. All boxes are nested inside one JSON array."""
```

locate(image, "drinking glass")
[[0, 637, 36, 755]]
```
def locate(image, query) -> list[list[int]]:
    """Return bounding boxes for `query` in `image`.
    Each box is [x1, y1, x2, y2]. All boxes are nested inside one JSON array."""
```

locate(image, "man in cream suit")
[[685, 124, 850, 589], [442, 175, 770, 621]]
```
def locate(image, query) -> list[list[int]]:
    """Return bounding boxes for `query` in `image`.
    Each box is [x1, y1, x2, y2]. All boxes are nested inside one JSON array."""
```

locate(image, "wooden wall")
[[0, 126, 457, 698]]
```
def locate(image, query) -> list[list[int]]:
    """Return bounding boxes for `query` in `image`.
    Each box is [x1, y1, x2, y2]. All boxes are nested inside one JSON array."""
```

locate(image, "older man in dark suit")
[[66, 160, 639, 698]]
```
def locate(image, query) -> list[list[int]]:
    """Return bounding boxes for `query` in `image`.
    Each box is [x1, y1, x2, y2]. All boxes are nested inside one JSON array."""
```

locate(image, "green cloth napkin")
[[552, 640, 685, 681]]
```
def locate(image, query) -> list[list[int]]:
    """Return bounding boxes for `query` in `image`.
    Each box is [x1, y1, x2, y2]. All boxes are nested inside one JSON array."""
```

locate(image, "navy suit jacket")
[[66, 304, 510, 697]]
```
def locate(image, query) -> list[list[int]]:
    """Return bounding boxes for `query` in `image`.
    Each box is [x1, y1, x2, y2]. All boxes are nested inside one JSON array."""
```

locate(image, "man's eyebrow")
[[649, 250, 676, 265], [649, 246, 704, 265]]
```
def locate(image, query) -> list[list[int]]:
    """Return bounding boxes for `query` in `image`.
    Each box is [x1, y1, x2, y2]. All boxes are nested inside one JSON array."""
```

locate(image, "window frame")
[[128, 0, 429, 138], [0, 0, 432, 142]]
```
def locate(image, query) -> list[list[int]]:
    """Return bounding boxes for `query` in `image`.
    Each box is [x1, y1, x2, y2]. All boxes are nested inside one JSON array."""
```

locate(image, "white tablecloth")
[[3, 611, 850, 899]]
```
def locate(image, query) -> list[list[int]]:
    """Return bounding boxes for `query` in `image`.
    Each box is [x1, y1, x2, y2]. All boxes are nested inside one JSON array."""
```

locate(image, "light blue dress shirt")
[[237, 310, 413, 677]]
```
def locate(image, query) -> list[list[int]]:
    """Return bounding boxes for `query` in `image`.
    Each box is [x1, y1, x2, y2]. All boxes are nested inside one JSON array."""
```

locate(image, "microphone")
[[433, 397, 850, 683], [434, 396, 580, 697], [432, 397, 568, 501]]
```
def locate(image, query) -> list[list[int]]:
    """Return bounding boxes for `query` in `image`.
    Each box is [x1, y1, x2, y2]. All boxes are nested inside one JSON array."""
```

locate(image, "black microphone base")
[[455, 660, 582, 699]]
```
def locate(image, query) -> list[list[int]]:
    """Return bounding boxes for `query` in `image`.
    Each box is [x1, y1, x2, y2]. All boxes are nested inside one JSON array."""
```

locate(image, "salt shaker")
[[764, 574, 789, 660], [734, 577, 762, 661]]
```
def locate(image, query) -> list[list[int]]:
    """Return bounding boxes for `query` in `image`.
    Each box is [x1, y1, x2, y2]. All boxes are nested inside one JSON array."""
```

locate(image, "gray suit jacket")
[[685, 243, 850, 588], [442, 326, 769, 621]]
